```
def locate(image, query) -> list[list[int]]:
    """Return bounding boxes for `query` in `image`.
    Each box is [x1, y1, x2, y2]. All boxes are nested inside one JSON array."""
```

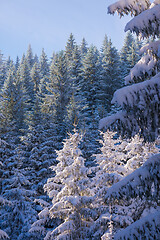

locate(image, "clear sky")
[[0, 0, 131, 60]]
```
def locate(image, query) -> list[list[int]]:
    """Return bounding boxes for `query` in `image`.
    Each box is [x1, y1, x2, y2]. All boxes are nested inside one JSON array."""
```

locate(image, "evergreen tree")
[[31, 62, 40, 94], [79, 37, 88, 57], [0, 144, 37, 240], [15, 56, 20, 70], [80, 45, 101, 120], [0, 63, 26, 142], [33, 54, 39, 65], [39, 49, 49, 78], [39, 48, 50, 94], [65, 33, 76, 65], [65, 45, 84, 130], [19, 58, 34, 109], [98, 1, 160, 238], [25, 44, 34, 69], [100, 1, 160, 141], [101, 37, 121, 113], [0, 51, 7, 88], [120, 32, 136, 78], [30, 130, 96, 240], [80, 45, 102, 166], [42, 51, 69, 143]]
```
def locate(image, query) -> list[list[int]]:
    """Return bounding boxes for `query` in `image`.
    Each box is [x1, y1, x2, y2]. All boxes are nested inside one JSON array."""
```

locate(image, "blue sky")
[[0, 0, 131, 60]]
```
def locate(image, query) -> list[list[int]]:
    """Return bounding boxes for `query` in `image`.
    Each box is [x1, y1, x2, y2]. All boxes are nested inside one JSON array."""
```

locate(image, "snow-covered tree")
[[25, 44, 34, 69], [30, 129, 96, 240], [120, 32, 140, 79], [80, 45, 102, 119], [19, 58, 34, 109], [65, 44, 84, 131], [101, 37, 122, 113], [0, 63, 26, 142], [100, 0, 160, 142], [39, 48, 50, 94], [90, 130, 159, 239], [93, 131, 158, 190], [31, 62, 40, 94], [0, 51, 7, 89], [79, 37, 88, 57], [0, 139, 37, 240], [102, 153, 160, 239]]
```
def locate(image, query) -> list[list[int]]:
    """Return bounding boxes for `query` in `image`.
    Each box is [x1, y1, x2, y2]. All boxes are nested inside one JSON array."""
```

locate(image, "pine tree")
[[0, 51, 7, 88], [15, 56, 20, 70], [120, 32, 136, 78], [80, 45, 101, 120], [39, 48, 50, 94], [41, 51, 69, 143], [101, 37, 121, 113], [90, 131, 159, 239], [19, 58, 34, 114], [0, 63, 26, 142], [79, 37, 88, 57], [100, 0, 160, 141], [65, 45, 84, 130], [98, 1, 160, 238], [25, 44, 34, 69], [0, 145, 37, 240], [0, 140, 10, 240], [30, 130, 96, 240], [65, 33, 76, 65], [31, 62, 40, 94]]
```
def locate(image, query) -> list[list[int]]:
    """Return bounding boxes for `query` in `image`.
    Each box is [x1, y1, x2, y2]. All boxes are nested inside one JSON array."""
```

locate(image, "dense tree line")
[[0, 32, 144, 239]]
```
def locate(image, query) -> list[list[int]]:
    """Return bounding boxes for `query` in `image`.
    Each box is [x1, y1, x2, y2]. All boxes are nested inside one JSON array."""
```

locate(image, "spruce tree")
[[19, 58, 34, 112], [65, 44, 84, 130], [0, 63, 26, 143], [65, 33, 76, 65], [0, 144, 37, 240], [79, 37, 88, 57], [39, 48, 50, 94], [30, 130, 96, 240], [31, 62, 40, 94], [101, 37, 121, 113], [42, 51, 69, 144], [79, 45, 103, 166], [0, 51, 7, 89], [98, 1, 160, 238], [100, 1, 160, 141], [25, 44, 34, 69], [80, 45, 101, 120], [120, 32, 136, 78]]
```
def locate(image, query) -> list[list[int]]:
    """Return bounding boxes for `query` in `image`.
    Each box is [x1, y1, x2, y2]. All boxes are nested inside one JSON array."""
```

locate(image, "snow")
[[105, 154, 160, 201], [99, 72, 160, 130], [125, 4, 160, 37], [0, 230, 9, 239], [99, 111, 125, 129], [140, 40, 160, 55], [114, 211, 160, 239], [113, 72, 160, 107], [125, 52, 158, 84], [108, 0, 150, 16]]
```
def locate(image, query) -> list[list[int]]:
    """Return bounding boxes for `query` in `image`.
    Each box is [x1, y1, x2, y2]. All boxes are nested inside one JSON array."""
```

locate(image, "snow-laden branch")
[[0, 230, 9, 240], [125, 40, 160, 84], [105, 154, 160, 201], [99, 111, 126, 129], [99, 73, 160, 131], [114, 211, 160, 240], [108, 0, 150, 17], [125, 4, 160, 37], [112, 72, 160, 107]]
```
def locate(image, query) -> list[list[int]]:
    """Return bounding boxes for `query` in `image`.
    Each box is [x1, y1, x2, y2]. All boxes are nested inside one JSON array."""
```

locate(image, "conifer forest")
[[0, 0, 160, 239]]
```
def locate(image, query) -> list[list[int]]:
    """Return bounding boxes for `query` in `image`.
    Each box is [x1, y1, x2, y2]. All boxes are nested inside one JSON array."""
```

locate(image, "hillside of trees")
[[0, 0, 160, 238]]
